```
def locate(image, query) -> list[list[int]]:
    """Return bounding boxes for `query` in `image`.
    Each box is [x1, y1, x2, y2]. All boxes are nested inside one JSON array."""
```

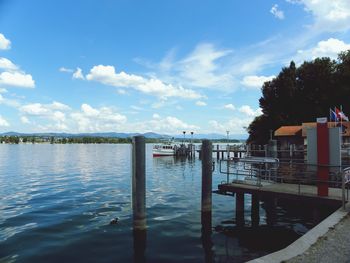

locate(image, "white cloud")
[[0, 115, 10, 127], [59, 67, 74, 73], [0, 94, 21, 107], [117, 89, 126, 95], [50, 101, 71, 111], [0, 58, 18, 71], [270, 4, 285, 19], [130, 105, 143, 111], [73, 67, 84, 80], [20, 101, 71, 116], [128, 116, 199, 134], [224, 103, 236, 110], [195, 101, 207, 106], [0, 71, 35, 88], [0, 57, 35, 89], [86, 65, 202, 100], [0, 88, 7, 93], [71, 104, 127, 132], [152, 113, 161, 119], [209, 118, 251, 135], [176, 43, 233, 89], [238, 105, 262, 117], [287, 0, 350, 32], [0, 33, 11, 50], [20, 116, 30, 124], [20, 103, 50, 115], [295, 38, 350, 63], [241, 75, 275, 89]]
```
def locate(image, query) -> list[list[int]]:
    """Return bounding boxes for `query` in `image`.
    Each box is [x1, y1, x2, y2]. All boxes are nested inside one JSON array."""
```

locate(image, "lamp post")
[[183, 131, 186, 145], [226, 130, 229, 144], [190, 132, 194, 144]]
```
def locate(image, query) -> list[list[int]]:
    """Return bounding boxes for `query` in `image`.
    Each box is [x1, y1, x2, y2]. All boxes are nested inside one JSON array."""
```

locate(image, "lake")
[[0, 144, 334, 262]]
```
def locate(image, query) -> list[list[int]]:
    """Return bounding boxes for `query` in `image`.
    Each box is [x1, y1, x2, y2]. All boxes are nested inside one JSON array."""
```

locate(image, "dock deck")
[[217, 181, 344, 206]]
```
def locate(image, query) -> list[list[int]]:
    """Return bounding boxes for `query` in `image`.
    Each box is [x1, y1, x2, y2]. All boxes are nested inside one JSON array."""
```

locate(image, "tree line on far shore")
[[247, 50, 350, 145], [0, 136, 240, 144]]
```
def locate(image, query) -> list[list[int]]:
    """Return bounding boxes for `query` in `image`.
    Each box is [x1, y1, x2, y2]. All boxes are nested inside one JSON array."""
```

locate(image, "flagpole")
[[340, 105, 343, 148], [335, 106, 338, 128]]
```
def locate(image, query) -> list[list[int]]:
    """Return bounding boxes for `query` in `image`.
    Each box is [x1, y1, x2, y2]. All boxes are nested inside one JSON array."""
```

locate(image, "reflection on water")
[[0, 144, 335, 263]]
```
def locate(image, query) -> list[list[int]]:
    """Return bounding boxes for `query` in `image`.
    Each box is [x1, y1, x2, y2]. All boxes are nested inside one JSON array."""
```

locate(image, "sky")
[[0, 0, 350, 137]]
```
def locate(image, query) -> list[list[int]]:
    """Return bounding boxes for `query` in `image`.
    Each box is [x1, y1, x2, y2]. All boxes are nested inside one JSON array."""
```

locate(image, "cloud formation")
[[295, 38, 350, 63], [86, 65, 202, 100], [73, 67, 84, 79], [0, 33, 11, 50], [0, 115, 10, 127], [270, 4, 285, 20], [287, 0, 350, 32], [195, 101, 207, 106], [0, 71, 35, 88], [224, 104, 236, 110], [241, 75, 275, 89]]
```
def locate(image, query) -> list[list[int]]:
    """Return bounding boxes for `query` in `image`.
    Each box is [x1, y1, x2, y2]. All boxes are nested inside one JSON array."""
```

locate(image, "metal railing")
[[218, 157, 350, 210]]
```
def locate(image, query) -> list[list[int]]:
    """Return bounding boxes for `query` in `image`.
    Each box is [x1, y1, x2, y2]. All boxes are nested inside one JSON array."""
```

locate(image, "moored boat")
[[152, 142, 177, 157]]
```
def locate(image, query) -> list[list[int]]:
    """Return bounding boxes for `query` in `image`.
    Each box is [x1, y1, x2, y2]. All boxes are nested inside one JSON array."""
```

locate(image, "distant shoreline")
[[0, 135, 243, 145]]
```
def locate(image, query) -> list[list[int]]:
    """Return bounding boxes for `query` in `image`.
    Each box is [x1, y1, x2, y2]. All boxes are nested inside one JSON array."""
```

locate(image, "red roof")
[[274, 126, 302, 136], [275, 122, 350, 137]]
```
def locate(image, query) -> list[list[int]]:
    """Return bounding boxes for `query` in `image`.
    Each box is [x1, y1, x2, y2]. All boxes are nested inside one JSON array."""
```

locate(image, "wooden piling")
[[236, 192, 244, 227], [133, 228, 147, 263], [251, 194, 260, 227], [265, 197, 277, 227], [132, 136, 146, 230], [216, 144, 219, 160], [201, 140, 212, 214], [201, 211, 214, 263]]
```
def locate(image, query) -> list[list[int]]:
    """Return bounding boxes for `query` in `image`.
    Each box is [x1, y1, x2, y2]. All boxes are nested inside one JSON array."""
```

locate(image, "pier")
[[197, 144, 247, 159]]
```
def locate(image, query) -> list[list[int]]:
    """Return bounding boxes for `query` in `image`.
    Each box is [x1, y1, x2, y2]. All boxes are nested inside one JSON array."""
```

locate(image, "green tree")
[[247, 51, 349, 144]]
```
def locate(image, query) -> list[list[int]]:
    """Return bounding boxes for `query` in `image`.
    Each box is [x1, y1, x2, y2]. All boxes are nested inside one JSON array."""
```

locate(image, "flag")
[[330, 109, 338, 122], [336, 107, 349, 121], [335, 107, 341, 118], [339, 111, 349, 121]]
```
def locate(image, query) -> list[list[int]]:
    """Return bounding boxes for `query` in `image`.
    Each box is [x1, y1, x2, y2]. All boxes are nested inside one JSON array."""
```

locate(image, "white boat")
[[152, 142, 177, 157]]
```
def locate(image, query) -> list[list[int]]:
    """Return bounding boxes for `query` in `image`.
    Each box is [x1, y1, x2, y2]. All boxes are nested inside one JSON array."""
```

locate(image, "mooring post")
[[133, 227, 146, 263], [236, 192, 244, 227], [201, 210, 214, 263], [265, 197, 277, 227], [201, 140, 213, 215], [132, 136, 146, 231], [251, 194, 260, 227], [216, 144, 219, 160]]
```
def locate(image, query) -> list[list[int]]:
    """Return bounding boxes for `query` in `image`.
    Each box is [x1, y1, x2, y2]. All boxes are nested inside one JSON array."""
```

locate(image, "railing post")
[[216, 144, 219, 160], [342, 169, 345, 210], [132, 136, 146, 230], [201, 140, 212, 215]]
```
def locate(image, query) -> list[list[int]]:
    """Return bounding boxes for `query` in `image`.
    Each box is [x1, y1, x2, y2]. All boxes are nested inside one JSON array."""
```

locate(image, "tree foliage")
[[247, 50, 350, 144]]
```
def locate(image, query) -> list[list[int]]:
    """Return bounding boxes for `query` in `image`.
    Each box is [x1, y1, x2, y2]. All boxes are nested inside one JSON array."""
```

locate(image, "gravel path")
[[287, 214, 350, 263]]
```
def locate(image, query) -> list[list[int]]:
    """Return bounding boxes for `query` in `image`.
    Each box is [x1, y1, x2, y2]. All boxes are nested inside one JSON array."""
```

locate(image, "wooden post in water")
[[265, 197, 277, 227], [236, 192, 244, 227], [132, 136, 146, 231], [216, 144, 219, 160], [251, 194, 260, 227], [201, 140, 212, 215]]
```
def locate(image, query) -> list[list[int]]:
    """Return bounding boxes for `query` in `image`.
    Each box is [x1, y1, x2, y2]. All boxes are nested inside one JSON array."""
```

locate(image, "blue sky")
[[0, 0, 350, 137]]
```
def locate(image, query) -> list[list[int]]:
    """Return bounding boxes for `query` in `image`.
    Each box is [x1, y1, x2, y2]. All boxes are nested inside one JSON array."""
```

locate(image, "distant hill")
[[0, 131, 246, 140]]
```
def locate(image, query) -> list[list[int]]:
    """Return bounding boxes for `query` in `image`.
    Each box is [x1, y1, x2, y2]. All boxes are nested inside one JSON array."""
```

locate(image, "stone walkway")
[[287, 213, 350, 263]]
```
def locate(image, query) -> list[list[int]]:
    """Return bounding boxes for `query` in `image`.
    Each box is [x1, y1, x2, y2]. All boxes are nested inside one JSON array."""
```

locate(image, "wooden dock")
[[217, 181, 344, 206], [215, 180, 345, 228], [197, 145, 247, 159]]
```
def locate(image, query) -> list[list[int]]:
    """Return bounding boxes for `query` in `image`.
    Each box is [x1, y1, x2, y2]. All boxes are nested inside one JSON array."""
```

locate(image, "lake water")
[[0, 144, 335, 262]]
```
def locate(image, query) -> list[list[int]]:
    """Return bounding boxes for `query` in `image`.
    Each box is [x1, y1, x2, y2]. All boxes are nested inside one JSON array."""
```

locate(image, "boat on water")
[[152, 142, 177, 157]]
